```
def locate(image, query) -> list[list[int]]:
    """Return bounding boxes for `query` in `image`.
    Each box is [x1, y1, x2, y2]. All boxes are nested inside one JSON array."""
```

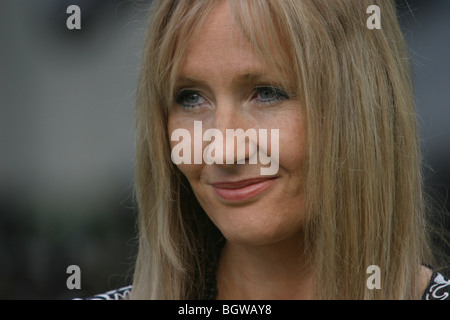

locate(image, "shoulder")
[[422, 271, 450, 300], [74, 285, 132, 300]]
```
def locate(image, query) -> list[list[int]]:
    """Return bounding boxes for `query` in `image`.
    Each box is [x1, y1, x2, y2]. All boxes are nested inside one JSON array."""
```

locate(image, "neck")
[[215, 235, 315, 300]]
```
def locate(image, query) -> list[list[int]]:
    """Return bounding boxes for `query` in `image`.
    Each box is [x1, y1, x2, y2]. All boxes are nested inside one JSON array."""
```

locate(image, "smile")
[[211, 177, 278, 202]]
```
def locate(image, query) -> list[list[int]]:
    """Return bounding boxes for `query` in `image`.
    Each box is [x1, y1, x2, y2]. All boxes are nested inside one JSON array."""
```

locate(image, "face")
[[168, 1, 306, 246]]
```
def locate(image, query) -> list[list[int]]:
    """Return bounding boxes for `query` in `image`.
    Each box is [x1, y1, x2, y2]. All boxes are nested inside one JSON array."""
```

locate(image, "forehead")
[[179, 1, 269, 81]]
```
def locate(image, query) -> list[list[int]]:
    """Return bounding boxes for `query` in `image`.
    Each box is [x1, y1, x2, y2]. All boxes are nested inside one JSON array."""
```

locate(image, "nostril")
[[224, 129, 258, 165], [203, 126, 259, 166]]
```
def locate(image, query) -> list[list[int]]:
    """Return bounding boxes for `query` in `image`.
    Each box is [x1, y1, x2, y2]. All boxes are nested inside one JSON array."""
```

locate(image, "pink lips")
[[211, 177, 277, 202]]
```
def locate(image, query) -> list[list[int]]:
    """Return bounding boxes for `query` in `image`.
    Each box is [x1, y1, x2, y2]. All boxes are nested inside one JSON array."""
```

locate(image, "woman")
[[92, 0, 450, 300]]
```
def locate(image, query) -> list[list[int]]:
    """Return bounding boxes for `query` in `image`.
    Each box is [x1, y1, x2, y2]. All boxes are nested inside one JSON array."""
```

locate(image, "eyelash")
[[253, 86, 289, 105], [174, 90, 208, 109], [174, 86, 289, 109]]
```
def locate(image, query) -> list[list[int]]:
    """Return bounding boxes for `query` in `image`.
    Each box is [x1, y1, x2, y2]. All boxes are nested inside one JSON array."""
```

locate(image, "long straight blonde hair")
[[131, 0, 433, 299]]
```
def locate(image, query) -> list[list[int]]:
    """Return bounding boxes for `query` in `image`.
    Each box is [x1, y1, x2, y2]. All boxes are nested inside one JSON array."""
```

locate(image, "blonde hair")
[[131, 0, 434, 299]]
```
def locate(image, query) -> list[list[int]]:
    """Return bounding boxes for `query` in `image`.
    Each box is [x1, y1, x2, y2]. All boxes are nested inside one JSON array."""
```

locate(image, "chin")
[[211, 205, 302, 247]]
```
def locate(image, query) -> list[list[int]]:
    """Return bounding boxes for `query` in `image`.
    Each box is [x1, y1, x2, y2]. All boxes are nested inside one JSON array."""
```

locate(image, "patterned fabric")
[[75, 285, 132, 300], [422, 272, 450, 300], [77, 272, 450, 300]]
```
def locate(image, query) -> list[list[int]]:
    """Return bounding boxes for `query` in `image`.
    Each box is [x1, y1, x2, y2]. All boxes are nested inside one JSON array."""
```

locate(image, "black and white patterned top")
[[422, 272, 450, 300], [77, 271, 450, 300], [75, 285, 132, 300]]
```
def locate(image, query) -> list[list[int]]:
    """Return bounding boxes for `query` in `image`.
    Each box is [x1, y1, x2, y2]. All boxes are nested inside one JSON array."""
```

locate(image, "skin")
[[168, 1, 312, 299], [167, 0, 431, 299]]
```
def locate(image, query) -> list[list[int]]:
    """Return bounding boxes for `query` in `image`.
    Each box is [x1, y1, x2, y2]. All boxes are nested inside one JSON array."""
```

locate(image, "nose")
[[204, 102, 258, 167]]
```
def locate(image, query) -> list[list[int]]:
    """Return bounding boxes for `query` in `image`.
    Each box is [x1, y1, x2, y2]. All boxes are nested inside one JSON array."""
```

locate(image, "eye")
[[175, 90, 208, 109], [253, 86, 289, 105]]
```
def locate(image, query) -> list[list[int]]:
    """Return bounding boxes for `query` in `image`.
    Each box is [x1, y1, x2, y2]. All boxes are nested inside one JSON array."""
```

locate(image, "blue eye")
[[254, 86, 289, 104], [175, 90, 208, 109]]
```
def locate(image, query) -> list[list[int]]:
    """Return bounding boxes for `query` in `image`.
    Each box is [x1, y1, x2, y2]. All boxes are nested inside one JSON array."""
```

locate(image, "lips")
[[211, 177, 277, 202]]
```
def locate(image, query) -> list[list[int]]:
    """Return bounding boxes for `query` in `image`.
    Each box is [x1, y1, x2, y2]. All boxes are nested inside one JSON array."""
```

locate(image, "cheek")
[[168, 117, 204, 187], [169, 116, 192, 165], [281, 135, 305, 169], [278, 117, 306, 171], [175, 163, 203, 184], [276, 116, 306, 200]]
